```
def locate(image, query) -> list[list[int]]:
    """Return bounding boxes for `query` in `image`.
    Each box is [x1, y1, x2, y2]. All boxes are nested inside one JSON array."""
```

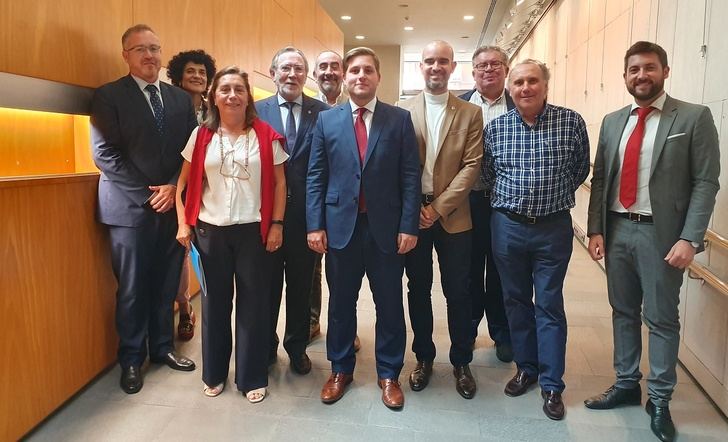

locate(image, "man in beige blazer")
[[398, 40, 482, 399]]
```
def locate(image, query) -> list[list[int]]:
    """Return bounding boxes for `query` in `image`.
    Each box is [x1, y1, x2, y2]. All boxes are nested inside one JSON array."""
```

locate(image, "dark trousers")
[[326, 214, 406, 379], [309, 255, 323, 326], [194, 221, 272, 392], [107, 212, 184, 368], [468, 190, 510, 346], [405, 222, 473, 366], [491, 210, 572, 392], [270, 209, 318, 358], [605, 214, 683, 406]]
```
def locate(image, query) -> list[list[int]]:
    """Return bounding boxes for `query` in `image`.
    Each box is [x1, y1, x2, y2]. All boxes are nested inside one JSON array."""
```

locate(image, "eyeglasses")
[[124, 45, 162, 55], [218, 129, 250, 180], [474, 61, 504, 71], [278, 64, 306, 75]]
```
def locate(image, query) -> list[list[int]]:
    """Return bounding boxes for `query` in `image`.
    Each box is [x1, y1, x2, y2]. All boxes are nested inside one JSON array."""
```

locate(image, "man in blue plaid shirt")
[[483, 59, 589, 420]]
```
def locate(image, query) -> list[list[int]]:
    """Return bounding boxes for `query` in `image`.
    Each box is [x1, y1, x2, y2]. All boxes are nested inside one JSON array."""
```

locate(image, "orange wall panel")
[[0, 0, 131, 87], [258, 0, 294, 76], [211, 0, 261, 72]]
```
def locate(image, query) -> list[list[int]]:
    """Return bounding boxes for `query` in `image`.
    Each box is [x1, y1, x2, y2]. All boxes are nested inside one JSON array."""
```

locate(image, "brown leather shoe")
[[409, 361, 433, 391], [378, 378, 404, 409], [454, 365, 476, 399], [542, 390, 565, 420], [320, 372, 353, 404], [504, 368, 537, 397]]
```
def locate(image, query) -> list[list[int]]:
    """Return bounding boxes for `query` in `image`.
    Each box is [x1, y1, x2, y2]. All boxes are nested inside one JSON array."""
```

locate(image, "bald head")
[[420, 40, 457, 95]]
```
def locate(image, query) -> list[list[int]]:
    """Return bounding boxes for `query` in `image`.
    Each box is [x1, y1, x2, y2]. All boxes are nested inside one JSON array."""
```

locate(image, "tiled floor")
[[28, 241, 728, 441]]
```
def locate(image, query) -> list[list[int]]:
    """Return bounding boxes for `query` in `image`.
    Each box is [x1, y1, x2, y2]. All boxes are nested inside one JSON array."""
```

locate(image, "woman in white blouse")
[[175, 66, 287, 403]]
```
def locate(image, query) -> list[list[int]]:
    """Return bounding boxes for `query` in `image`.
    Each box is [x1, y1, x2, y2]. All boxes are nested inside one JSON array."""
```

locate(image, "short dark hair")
[[204, 66, 258, 130], [471, 45, 509, 66], [270, 46, 309, 75], [166, 50, 217, 90], [343, 47, 380, 74], [624, 41, 669, 72], [121, 24, 155, 48]]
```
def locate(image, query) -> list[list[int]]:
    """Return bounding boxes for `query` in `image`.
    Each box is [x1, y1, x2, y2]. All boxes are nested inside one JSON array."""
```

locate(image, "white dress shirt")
[[349, 97, 377, 135], [422, 91, 448, 195], [610, 92, 667, 215], [130, 74, 164, 113], [182, 127, 288, 226], [277, 93, 303, 131]]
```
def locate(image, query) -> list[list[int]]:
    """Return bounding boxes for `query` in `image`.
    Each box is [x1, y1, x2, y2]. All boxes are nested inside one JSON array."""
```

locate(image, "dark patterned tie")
[[282, 101, 297, 152], [145, 84, 164, 134]]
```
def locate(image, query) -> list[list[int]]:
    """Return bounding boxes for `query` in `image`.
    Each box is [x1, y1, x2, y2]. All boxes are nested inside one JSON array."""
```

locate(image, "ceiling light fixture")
[[404, 26, 414, 31], [341, 15, 352, 20], [355, 35, 366, 40], [463, 15, 475, 20]]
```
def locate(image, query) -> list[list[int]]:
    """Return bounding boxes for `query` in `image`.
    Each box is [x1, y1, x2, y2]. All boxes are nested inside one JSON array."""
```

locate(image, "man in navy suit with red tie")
[[306, 47, 420, 409]]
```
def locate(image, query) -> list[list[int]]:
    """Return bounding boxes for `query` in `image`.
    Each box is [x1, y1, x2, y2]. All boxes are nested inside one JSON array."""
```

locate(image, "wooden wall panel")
[[211, 0, 262, 74], [132, 0, 214, 71], [258, 0, 294, 76], [704, 0, 728, 103], [0, 0, 130, 87], [293, 0, 318, 69], [0, 175, 117, 441], [314, 1, 344, 54]]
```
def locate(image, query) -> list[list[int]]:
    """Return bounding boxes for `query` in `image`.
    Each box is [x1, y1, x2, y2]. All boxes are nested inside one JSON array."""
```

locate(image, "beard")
[[425, 77, 448, 92], [319, 78, 341, 95], [627, 78, 664, 102]]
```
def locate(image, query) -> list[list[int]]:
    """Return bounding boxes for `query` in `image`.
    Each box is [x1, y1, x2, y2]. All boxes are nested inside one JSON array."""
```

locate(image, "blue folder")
[[189, 243, 207, 296]]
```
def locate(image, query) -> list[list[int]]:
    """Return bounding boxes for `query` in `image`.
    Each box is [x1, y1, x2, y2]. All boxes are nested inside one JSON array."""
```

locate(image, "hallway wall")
[[512, 0, 728, 415]]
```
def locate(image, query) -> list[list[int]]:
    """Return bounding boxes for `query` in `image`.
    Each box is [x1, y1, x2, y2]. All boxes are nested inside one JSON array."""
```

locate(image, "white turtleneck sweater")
[[422, 91, 449, 194]]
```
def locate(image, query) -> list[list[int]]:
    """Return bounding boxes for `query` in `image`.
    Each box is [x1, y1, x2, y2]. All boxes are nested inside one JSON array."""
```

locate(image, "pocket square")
[[667, 132, 686, 140]]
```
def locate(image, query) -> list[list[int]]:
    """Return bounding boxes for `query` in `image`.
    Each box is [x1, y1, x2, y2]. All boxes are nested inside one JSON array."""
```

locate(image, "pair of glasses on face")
[[474, 61, 504, 71], [124, 45, 162, 55], [279, 64, 306, 75]]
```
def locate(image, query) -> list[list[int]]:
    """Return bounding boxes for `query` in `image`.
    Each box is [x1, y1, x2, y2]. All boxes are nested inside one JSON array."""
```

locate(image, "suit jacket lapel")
[[294, 96, 315, 159], [125, 76, 160, 140], [435, 94, 457, 160], [263, 97, 285, 141], [363, 101, 384, 168], [338, 105, 360, 166], [410, 94, 427, 164], [650, 95, 678, 179], [605, 105, 632, 191]]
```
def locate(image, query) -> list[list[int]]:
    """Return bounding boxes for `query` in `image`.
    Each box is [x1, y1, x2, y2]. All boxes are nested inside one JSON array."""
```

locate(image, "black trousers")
[[309, 255, 323, 325], [107, 211, 184, 368], [468, 190, 510, 346], [405, 222, 473, 366], [194, 221, 272, 392], [269, 207, 318, 359]]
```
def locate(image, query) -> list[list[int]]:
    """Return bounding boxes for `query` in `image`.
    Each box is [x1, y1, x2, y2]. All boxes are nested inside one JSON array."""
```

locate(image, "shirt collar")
[[277, 93, 303, 106], [131, 74, 161, 93], [478, 88, 505, 105], [424, 90, 449, 105], [630, 91, 666, 113], [349, 97, 377, 115], [514, 102, 550, 127]]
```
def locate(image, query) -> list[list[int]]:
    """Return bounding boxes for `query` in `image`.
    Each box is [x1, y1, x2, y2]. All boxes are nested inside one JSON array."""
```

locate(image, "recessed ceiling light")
[[506, 21, 513, 29], [341, 15, 352, 20], [516, 0, 525, 5], [404, 26, 414, 31], [463, 15, 475, 20], [355, 35, 366, 40], [457, 49, 467, 53]]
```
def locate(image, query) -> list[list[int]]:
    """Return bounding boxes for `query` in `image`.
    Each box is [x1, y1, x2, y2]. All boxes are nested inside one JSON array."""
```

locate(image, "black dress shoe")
[[120, 366, 143, 394], [495, 343, 514, 363], [542, 390, 565, 420], [504, 368, 537, 397], [151, 352, 196, 371], [453, 365, 476, 399], [646, 400, 676, 442], [584, 384, 641, 409], [409, 361, 433, 391], [290, 353, 312, 374]]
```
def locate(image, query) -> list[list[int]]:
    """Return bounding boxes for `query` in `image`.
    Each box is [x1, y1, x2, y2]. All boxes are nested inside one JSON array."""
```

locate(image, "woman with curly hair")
[[167, 49, 217, 123], [166, 49, 216, 341]]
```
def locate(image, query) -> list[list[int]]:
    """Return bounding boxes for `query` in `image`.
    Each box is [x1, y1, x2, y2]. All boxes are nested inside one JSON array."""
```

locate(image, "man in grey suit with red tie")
[[307, 47, 420, 409], [91, 24, 198, 394], [255, 47, 329, 375], [584, 41, 720, 442]]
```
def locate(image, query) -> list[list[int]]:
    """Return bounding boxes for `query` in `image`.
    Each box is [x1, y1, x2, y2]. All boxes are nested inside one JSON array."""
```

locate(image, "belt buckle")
[[525, 215, 537, 224], [628, 213, 641, 222]]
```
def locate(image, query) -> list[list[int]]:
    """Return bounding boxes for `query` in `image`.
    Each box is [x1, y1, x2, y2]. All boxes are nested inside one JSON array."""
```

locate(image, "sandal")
[[203, 382, 225, 397], [178, 306, 196, 341], [245, 387, 267, 403]]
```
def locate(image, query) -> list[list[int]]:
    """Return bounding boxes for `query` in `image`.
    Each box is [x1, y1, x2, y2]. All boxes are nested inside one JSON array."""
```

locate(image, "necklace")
[[217, 127, 250, 180]]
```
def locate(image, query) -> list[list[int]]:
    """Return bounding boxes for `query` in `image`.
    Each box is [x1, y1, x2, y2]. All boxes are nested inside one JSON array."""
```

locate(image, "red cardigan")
[[184, 118, 284, 243]]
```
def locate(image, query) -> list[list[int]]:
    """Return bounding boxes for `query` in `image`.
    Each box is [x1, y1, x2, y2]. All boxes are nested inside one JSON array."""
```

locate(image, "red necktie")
[[619, 106, 653, 209], [355, 107, 368, 212]]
